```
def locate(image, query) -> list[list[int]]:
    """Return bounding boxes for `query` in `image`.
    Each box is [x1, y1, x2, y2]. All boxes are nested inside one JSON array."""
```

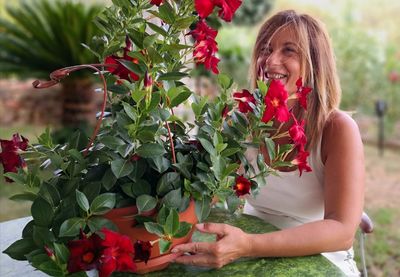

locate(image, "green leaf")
[[31, 197, 53, 227], [102, 168, 117, 190], [119, 59, 144, 75], [122, 102, 137, 121], [158, 1, 175, 24], [136, 194, 157, 214], [226, 194, 241, 213], [264, 137, 276, 161], [136, 143, 166, 158], [198, 138, 216, 155], [162, 188, 182, 209], [156, 172, 181, 196], [38, 260, 64, 276], [174, 222, 192, 238], [157, 205, 169, 225], [164, 208, 179, 236], [33, 225, 54, 247], [222, 163, 240, 179], [174, 16, 196, 29], [159, 238, 172, 254], [90, 193, 116, 215], [170, 89, 191, 108], [3, 172, 25, 185], [150, 156, 170, 173], [59, 217, 86, 237], [144, 222, 164, 236], [2, 238, 36, 260], [257, 80, 269, 96], [131, 89, 147, 103], [9, 191, 37, 202], [100, 136, 125, 149], [144, 34, 158, 48], [195, 196, 211, 222], [147, 22, 168, 37], [158, 72, 188, 81], [111, 159, 134, 178], [218, 73, 233, 89], [221, 147, 240, 157], [37, 127, 53, 148], [76, 190, 89, 212], [87, 217, 117, 233], [53, 243, 69, 264]]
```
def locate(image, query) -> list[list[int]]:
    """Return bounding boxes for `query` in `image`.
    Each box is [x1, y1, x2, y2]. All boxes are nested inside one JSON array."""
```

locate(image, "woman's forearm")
[[246, 219, 355, 258]]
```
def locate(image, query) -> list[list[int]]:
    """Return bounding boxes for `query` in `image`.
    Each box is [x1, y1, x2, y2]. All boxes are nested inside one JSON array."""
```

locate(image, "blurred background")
[[0, 0, 399, 276]]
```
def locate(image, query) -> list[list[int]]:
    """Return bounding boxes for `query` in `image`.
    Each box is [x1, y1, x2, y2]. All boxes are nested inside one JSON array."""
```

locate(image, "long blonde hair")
[[250, 10, 341, 151]]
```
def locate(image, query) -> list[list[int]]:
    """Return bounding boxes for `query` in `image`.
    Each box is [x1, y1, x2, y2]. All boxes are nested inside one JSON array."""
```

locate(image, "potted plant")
[[0, 0, 312, 276]]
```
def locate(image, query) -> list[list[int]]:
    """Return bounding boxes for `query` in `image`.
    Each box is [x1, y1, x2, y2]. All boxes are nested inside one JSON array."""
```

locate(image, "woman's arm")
[[172, 111, 364, 268]]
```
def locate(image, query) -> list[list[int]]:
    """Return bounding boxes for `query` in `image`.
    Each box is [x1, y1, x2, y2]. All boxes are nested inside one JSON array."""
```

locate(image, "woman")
[[172, 10, 364, 276]]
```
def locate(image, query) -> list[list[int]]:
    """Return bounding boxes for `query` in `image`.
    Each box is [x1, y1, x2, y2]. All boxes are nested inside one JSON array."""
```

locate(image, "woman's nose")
[[266, 51, 283, 66]]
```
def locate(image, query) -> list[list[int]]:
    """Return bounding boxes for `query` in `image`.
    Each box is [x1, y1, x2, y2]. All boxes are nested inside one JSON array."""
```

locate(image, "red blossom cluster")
[[67, 229, 136, 277], [233, 78, 313, 179], [0, 133, 28, 182], [189, 20, 220, 74], [195, 0, 242, 22], [191, 0, 242, 74], [105, 36, 140, 82]]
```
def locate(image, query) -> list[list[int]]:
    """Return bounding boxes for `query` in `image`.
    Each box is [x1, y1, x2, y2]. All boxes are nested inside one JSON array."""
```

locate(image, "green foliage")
[[0, 0, 102, 78]]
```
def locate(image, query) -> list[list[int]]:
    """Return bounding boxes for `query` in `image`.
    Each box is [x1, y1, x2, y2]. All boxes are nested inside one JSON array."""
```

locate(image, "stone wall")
[[0, 79, 62, 126], [0, 79, 103, 127]]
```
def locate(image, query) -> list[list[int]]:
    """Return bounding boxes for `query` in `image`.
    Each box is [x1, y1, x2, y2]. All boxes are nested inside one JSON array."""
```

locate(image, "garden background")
[[0, 0, 399, 276]]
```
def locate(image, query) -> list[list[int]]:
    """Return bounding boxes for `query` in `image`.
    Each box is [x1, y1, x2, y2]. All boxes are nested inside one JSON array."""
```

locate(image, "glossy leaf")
[[136, 194, 157, 214], [111, 159, 134, 178], [59, 218, 86, 237], [90, 193, 116, 215]]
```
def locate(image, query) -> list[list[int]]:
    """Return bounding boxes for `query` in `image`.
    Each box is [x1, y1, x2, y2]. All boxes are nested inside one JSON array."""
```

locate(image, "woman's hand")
[[171, 223, 252, 268]]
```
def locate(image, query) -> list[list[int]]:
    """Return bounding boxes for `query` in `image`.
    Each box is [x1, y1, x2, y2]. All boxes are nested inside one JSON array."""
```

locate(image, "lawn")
[[0, 126, 399, 276]]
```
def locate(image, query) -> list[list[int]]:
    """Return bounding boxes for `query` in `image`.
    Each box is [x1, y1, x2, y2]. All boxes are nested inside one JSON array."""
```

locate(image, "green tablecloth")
[[115, 209, 345, 277]]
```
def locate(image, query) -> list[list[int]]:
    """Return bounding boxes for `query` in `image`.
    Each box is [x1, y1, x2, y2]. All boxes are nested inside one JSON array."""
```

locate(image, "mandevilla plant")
[[1, 0, 312, 276]]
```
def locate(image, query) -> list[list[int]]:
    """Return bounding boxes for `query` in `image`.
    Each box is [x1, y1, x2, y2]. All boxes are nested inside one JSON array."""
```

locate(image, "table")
[[0, 209, 344, 277]]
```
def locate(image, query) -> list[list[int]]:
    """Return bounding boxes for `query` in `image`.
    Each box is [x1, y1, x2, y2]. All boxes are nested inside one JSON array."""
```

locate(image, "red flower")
[[190, 20, 220, 74], [233, 89, 256, 113], [131, 154, 141, 162], [0, 133, 29, 181], [289, 117, 307, 148], [214, 0, 242, 22], [150, 0, 163, 6], [194, 0, 242, 22], [98, 228, 136, 277], [292, 149, 312, 176], [388, 70, 400, 84], [105, 36, 140, 82], [67, 232, 103, 273], [189, 20, 217, 41], [233, 175, 251, 196], [261, 79, 290, 123], [134, 240, 153, 264], [194, 0, 214, 19], [295, 78, 312, 110]]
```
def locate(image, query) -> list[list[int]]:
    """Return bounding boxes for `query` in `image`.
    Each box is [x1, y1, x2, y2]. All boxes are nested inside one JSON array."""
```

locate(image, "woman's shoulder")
[[321, 110, 362, 163]]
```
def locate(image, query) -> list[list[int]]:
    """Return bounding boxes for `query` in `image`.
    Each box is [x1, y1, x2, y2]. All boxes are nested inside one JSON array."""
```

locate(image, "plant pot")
[[103, 200, 198, 274]]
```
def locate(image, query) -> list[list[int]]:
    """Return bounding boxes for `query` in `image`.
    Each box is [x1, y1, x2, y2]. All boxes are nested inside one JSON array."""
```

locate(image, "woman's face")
[[257, 27, 301, 95]]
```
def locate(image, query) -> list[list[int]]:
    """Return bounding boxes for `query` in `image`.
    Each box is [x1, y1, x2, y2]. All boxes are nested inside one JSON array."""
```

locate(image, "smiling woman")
[[172, 10, 364, 277]]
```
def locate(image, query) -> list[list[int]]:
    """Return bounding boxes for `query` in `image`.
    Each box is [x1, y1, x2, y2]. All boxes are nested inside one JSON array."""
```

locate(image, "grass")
[[0, 126, 399, 276]]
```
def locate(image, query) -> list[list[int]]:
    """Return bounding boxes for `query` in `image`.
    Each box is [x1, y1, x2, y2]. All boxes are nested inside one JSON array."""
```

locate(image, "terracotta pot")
[[103, 200, 198, 274]]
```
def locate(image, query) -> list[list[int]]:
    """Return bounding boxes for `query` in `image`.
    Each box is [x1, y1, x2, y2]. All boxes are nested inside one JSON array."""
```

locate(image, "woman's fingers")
[[171, 241, 213, 254], [196, 223, 230, 236], [173, 253, 216, 267]]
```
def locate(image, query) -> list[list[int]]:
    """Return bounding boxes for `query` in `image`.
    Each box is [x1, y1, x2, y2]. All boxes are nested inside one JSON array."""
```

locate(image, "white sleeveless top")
[[243, 137, 360, 276]]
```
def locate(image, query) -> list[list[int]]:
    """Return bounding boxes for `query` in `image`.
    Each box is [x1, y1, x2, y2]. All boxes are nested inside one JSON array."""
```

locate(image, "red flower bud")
[[134, 240, 153, 264], [233, 175, 251, 196]]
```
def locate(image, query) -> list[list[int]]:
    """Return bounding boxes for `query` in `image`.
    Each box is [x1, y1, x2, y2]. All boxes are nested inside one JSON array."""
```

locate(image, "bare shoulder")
[[321, 110, 363, 163]]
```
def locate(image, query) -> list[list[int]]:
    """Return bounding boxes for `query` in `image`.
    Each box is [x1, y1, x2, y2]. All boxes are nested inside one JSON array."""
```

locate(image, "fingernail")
[[196, 223, 204, 229], [171, 248, 178, 253]]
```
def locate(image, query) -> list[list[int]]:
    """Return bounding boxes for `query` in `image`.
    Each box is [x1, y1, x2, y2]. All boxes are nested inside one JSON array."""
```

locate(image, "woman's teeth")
[[266, 73, 286, 79]]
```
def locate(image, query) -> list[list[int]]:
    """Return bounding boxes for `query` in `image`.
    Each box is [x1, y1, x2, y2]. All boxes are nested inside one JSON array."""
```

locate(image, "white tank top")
[[243, 137, 360, 276], [244, 136, 325, 228]]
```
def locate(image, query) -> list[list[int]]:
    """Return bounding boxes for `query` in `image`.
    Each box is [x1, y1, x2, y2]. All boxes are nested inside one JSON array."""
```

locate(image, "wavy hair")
[[250, 10, 341, 151]]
